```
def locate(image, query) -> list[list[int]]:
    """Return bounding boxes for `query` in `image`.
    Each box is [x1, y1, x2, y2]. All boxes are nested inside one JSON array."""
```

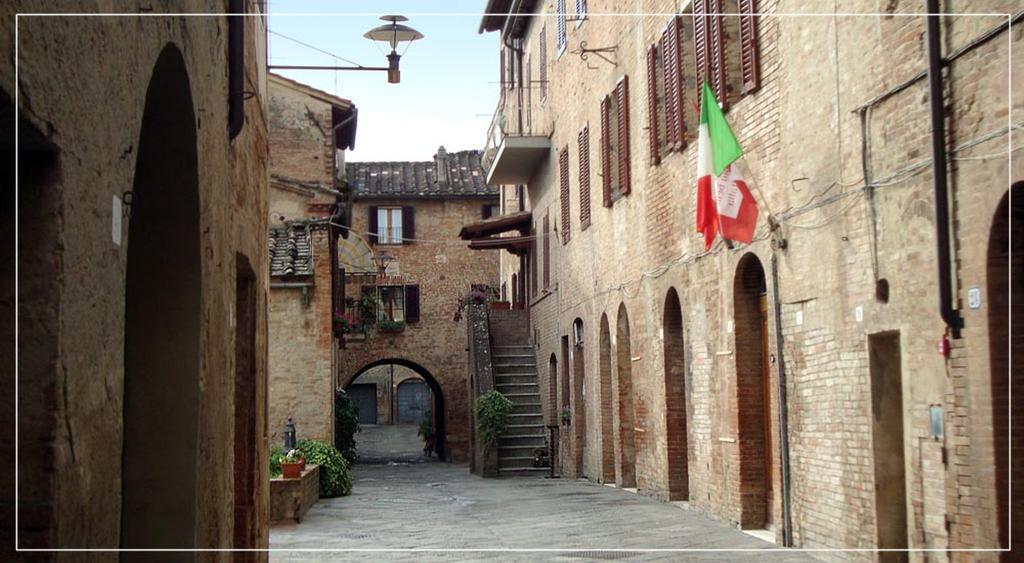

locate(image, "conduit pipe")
[[925, 0, 963, 338], [770, 254, 793, 547], [228, 0, 245, 139]]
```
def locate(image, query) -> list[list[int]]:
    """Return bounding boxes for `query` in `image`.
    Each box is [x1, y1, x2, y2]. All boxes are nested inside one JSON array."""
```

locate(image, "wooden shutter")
[[404, 285, 420, 323], [559, 147, 571, 244], [738, 0, 761, 94], [530, 225, 538, 293], [402, 206, 415, 243], [600, 95, 612, 207], [663, 16, 685, 150], [708, 0, 728, 110], [526, 55, 532, 132], [542, 213, 551, 288], [368, 206, 379, 244], [646, 45, 661, 166], [616, 77, 631, 196], [578, 125, 592, 230], [693, 0, 709, 107]]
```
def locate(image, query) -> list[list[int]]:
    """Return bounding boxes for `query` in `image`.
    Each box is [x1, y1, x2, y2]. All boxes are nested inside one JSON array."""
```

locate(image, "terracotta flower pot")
[[282, 461, 303, 479]]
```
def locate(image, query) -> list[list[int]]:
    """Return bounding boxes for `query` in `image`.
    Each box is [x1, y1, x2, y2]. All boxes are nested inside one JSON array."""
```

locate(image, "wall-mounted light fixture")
[[269, 15, 423, 84]]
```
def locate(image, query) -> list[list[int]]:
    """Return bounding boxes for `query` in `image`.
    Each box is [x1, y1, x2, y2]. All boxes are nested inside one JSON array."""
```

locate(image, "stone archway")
[[344, 359, 447, 461], [734, 253, 773, 530], [121, 43, 201, 552], [616, 303, 638, 489], [662, 289, 689, 500]]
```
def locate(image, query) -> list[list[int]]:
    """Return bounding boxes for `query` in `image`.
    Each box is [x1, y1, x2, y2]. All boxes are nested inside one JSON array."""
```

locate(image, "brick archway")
[[616, 304, 638, 489], [662, 288, 689, 500], [344, 359, 448, 461], [598, 314, 615, 483], [987, 181, 1022, 557]]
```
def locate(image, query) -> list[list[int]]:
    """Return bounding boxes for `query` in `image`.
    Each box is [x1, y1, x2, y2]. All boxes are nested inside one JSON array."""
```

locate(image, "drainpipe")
[[925, 0, 963, 338], [770, 254, 794, 547], [228, 0, 245, 139]]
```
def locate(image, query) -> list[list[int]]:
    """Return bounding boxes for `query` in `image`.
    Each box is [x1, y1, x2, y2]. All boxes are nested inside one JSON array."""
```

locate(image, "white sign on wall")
[[112, 195, 122, 246], [968, 287, 982, 310]]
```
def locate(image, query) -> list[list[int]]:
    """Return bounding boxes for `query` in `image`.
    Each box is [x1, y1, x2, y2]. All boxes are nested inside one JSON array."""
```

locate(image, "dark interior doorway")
[[616, 304, 638, 489], [868, 331, 908, 562], [233, 256, 258, 554], [348, 383, 378, 425], [121, 44, 201, 554], [663, 289, 689, 500]]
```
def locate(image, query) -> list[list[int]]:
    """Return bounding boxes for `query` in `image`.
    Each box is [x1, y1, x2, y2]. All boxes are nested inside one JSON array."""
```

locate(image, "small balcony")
[[481, 99, 550, 186]]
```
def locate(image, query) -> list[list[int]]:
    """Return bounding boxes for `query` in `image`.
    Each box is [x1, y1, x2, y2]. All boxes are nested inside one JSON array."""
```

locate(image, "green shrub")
[[269, 445, 284, 478], [475, 390, 513, 450], [296, 439, 352, 498], [334, 390, 361, 464]]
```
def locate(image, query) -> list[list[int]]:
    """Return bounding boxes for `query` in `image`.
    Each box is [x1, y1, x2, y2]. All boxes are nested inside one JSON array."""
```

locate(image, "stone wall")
[[4, 1, 271, 556], [493, 0, 1022, 557]]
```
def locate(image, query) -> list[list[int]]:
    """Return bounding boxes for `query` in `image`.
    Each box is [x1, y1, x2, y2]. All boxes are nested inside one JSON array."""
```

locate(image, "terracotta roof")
[[345, 148, 498, 199], [269, 224, 313, 276]]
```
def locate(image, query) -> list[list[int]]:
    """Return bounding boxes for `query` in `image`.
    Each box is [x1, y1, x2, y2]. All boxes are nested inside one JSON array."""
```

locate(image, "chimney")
[[434, 145, 450, 189]]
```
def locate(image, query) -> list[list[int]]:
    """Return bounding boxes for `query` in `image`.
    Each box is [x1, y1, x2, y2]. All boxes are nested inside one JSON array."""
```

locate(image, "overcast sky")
[[268, 1, 499, 162]]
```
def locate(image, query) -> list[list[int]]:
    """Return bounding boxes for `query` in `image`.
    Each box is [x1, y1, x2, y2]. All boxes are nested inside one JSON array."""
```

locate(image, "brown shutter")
[[693, 0, 709, 107], [578, 125, 592, 230], [615, 76, 631, 196], [402, 206, 415, 243], [368, 206, 379, 244], [646, 45, 661, 166], [530, 224, 538, 293], [542, 213, 551, 288], [708, 0, 728, 110], [600, 95, 612, 207], [663, 16, 685, 150], [559, 147, 571, 244], [738, 0, 761, 94], [404, 285, 420, 323]]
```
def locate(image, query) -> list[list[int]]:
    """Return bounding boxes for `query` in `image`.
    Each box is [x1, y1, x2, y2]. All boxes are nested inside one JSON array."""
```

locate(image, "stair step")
[[492, 353, 536, 359], [493, 345, 534, 349], [497, 467, 549, 476], [495, 374, 538, 383], [498, 457, 546, 469], [503, 392, 540, 398]]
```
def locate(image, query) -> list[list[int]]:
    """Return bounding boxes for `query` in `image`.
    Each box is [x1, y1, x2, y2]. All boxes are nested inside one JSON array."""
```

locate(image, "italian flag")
[[695, 81, 759, 250]]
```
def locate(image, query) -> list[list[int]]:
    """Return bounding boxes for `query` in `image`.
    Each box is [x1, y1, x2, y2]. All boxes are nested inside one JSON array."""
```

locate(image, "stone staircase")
[[492, 344, 548, 476]]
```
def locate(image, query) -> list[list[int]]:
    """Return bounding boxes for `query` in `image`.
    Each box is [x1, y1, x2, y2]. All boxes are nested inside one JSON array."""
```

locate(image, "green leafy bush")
[[475, 390, 513, 450], [296, 439, 352, 498], [269, 445, 284, 478], [334, 389, 361, 464]]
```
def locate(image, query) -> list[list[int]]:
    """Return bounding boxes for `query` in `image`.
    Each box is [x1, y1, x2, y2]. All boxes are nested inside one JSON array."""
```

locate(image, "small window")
[[482, 204, 500, 219], [377, 285, 405, 322], [377, 207, 403, 244]]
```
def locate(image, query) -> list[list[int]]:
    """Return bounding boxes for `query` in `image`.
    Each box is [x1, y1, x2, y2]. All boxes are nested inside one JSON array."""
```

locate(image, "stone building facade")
[[266, 74, 356, 446], [5, 1, 272, 556], [478, 0, 1021, 559], [338, 149, 499, 462]]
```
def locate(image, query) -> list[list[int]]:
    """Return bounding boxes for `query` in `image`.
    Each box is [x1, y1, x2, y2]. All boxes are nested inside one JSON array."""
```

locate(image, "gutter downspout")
[[228, 0, 245, 139], [925, 0, 963, 338], [770, 254, 794, 547]]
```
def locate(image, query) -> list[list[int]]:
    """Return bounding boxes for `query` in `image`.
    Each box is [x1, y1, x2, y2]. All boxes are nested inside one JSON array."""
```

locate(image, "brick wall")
[[491, 0, 1022, 556]]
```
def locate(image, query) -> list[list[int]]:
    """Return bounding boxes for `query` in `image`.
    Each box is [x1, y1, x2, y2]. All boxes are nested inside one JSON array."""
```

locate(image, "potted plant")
[[280, 448, 305, 479], [376, 319, 406, 333]]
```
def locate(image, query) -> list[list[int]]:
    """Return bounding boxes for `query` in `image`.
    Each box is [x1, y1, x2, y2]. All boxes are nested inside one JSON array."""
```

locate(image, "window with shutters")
[[601, 78, 631, 206], [376, 207, 403, 244], [539, 27, 548, 101], [559, 147, 571, 244], [690, 0, 759, 113], [525, 54, 533, 133], [578, 124, 592, 230], [556, 0, 567, 55], [376, 285, 405, 322]]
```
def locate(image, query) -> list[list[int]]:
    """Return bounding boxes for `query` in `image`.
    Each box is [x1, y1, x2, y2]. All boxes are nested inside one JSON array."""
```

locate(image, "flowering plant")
[[281, 448, 305, 464]]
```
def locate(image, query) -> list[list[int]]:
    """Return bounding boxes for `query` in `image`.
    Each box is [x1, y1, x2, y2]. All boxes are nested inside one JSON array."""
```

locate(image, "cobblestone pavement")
[[355, 424, 432, 464], [270, 462, 817, 562]]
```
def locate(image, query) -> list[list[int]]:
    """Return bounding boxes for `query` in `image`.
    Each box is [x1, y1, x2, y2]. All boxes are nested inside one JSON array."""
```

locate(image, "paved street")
[[270, 463, 816, 562], [355, 424, 432, 464]]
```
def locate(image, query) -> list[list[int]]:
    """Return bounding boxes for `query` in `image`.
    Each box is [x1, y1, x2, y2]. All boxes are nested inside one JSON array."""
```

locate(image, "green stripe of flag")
[[699, 81, 742, 176]]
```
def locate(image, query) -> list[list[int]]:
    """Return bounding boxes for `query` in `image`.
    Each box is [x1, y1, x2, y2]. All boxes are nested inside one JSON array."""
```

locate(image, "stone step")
[[508, 413, 543, 425], [492, 353, 536, 360], [498, 432, 547, 444], [506, 423, 546, 432], [497, 466, 549, 477], [498, 456, 546, 469], [498, 444, 547, 457], [511, 404, 542, 417], [494, 373, 538, 384], [492, 345, 534, 350], [495, 381, 539, 388], [502, 391, 541, 400]]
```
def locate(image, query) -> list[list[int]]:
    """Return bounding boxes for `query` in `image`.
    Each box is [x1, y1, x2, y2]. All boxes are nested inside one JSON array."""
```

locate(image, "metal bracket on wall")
[[571, 41, 617, 69]]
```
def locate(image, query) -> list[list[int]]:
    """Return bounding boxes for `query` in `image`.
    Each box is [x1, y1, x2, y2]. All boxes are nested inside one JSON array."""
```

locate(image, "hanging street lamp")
[[268, 15, 423, 84]]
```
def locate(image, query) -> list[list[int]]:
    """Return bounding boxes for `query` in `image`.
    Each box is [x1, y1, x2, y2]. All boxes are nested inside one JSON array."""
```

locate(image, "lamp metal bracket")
[[571, 41, 617, 69]]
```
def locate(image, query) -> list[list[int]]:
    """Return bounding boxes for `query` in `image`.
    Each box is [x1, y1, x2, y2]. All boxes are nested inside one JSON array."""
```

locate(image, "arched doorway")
[[344, 359, 446, 462], [734, 254, 773, 529], [597, 314, 615, 482], [987, 182, 1022, 557], [616, 304, 638, 489], [572, 318, 587, 475], [121, 44, 201, 551], [663, 289, 689, 500]]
